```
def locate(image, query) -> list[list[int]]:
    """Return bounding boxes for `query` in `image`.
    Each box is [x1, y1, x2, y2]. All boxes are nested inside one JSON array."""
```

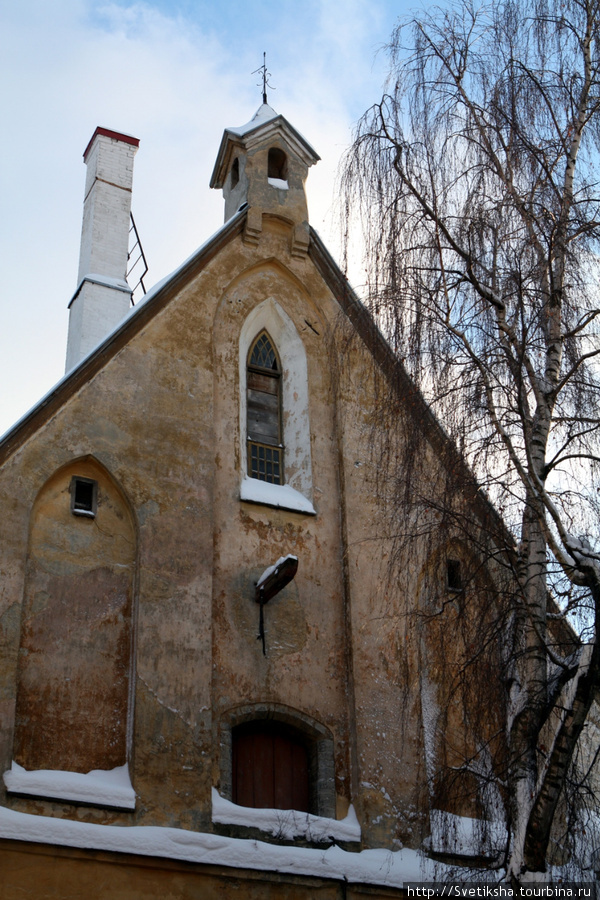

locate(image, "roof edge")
[[0, 212, 246, 466]]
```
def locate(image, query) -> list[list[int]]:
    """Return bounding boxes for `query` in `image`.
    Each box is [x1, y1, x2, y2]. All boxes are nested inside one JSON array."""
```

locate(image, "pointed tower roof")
[[209, 104, 320, 190]]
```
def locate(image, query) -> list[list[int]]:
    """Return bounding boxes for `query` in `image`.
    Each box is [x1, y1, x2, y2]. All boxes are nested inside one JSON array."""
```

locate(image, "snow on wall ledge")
[[211, 788, 360, 842], [240, 477, 316, 515], [3, 762, 136, 810], [0, 804, 447, 888]]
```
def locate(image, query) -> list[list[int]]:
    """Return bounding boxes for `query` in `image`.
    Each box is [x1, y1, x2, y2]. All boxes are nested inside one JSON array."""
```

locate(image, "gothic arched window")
[[268, 147, 288, 181], [247, 331, 283, 484]]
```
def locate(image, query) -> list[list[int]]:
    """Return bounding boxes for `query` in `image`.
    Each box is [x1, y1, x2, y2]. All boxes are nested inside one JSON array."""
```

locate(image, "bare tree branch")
[[342, 0, 600, 879]]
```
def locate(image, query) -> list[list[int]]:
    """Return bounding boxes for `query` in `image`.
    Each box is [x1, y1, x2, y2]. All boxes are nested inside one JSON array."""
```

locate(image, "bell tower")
[[210, 103, 320, 258]]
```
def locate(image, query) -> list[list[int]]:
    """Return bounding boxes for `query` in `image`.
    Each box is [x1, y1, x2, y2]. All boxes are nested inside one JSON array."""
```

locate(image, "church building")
[[0, 103, 508, 897]]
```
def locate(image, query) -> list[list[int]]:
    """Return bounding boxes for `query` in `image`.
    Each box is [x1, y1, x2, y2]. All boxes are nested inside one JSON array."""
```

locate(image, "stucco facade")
[[0, 105, 507, 897]]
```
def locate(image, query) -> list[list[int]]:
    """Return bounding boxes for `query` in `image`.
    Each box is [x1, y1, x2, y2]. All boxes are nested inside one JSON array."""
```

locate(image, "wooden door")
[[232, 722, 310, 812]]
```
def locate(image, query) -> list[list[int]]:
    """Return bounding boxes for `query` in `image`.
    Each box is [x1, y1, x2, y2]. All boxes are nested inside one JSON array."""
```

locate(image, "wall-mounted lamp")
[[254, 554, 298, 655]]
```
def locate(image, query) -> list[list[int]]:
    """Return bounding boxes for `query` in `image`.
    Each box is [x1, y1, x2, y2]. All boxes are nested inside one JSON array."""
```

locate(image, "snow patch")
[[0, 804, 451, 887], [227, 103, 279, 137], [564, 534, 600, 575], [240, 477, 315, 515], [256, 554, 298, 589], [3, 762, 136, 809], [70, 273, 131, 301], [419, 673, 439, 785], [426, 810, 506, 858], [268, 177, 289, 190], [211, 788, 360, 842]]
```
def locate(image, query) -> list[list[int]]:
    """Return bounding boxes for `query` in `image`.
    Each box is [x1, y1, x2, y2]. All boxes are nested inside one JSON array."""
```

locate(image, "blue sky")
[[0, 0, 414, 435]]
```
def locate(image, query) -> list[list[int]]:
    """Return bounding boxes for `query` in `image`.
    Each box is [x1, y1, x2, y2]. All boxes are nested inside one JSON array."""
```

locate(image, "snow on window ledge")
[[3, 761, 136, 810], [211, 788, 360, 842], [268, 177, 289, 190], [240, 477, 316, 515]]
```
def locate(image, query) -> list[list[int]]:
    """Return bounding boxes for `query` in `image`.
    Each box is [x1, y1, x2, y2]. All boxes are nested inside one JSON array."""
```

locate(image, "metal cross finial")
[[252, 52, 274, 105]]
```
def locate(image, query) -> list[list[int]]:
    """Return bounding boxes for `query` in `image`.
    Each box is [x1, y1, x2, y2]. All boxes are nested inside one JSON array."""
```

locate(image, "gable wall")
[[0, 214, 451, 850]]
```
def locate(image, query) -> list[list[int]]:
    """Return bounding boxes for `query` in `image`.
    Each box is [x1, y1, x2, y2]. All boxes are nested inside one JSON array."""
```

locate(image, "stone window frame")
[[70, 475, 98, 518], [218, 703, 335, 819], [246, 330, 284, 484], [239, 298, 314, 510]]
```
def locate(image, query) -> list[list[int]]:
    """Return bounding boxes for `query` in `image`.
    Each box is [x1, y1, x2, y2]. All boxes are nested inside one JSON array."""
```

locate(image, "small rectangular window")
[[447, 559, 462, 592], [70, 477, 97, 517]]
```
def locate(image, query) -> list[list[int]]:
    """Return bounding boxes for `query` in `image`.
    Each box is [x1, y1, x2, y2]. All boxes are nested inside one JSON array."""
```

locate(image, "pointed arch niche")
[[239, 297, 315, 514], [9, 457, 137, 807]]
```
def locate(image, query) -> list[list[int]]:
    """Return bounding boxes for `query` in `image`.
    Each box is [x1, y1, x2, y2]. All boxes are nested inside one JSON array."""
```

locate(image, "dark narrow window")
[[247, 331, 283, 484], [232, 721, 309, 812], [70, 476, 97, 517], [268, 147, 288, 181], [231, 157, 239, 188], [447, 558, 462, 592]]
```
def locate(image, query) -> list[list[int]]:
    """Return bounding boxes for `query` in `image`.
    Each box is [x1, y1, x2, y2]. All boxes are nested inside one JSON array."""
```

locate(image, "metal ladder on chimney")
[[127, 213, 148, 305]]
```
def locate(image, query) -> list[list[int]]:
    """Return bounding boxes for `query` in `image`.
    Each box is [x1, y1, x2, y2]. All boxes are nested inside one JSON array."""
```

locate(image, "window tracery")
[[247, 331, 283, 484]]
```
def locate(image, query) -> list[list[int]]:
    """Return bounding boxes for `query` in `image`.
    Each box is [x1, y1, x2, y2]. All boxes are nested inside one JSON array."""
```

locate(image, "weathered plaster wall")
[[0, 250, 220, 828], [0, 216, 356, 831], [0, 208, 475, 856], [0, 840, 406, 900], [328, 331, 428, 849], [210, 223, 351, 821], [15, 457, 135, 773]]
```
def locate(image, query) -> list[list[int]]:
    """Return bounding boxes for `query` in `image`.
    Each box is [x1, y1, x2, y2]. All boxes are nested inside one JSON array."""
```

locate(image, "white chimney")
[[65, 127, 140, 372]]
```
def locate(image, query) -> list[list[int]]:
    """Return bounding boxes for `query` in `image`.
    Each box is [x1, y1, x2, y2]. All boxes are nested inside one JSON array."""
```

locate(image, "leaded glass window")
[[247, 331, 283, 484]]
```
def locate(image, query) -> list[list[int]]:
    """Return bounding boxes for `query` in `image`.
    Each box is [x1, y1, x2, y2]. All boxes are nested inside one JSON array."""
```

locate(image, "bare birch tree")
[[342, 0, 600, 879]]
